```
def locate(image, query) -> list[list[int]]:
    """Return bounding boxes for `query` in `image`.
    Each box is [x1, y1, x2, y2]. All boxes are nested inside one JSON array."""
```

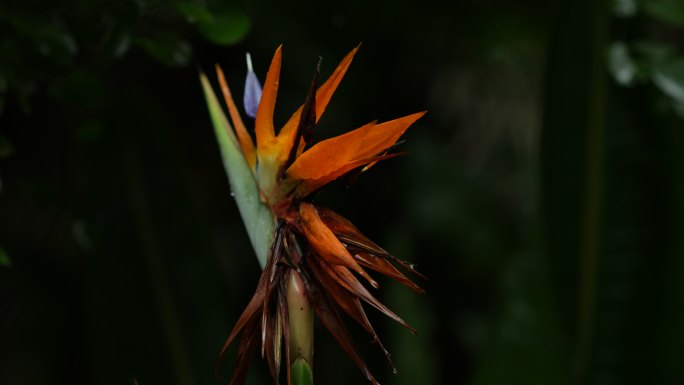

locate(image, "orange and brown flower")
[[212, 45, 425, 385]]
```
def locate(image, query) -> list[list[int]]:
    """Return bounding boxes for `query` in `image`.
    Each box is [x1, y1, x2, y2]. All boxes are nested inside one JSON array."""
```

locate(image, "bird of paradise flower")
[[200, 45, 426, 385]]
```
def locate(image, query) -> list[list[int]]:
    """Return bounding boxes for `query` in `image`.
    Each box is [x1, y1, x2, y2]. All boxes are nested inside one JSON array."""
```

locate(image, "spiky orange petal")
[[294, 152, 404, 197], [312, 45, 359, 122], [298, 202, 378, 288], [277, 46, 360, 160], [255, 45, 282, 152], [215, 64, 257, 169], [287, 111, 425, 181]]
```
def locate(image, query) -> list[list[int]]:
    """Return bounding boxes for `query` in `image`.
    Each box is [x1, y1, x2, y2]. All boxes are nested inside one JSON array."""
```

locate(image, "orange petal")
[[295, 152, 404, 197], [276, 46, 360, 161], [287, 111, 425, 182], [351, 111, 425, 160], [315, 207, 426, 291], [286, 120, 374, 180], [316, 207, 386, 254], [313, 45, 359, 121], [215, 64, 256, 169], [255, 46, 281, 151], [298, 202, 378, 288]]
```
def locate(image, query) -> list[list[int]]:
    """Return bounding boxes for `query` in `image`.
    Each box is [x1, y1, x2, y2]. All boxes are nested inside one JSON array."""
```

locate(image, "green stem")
[[125, 148, 196, 385], [291, 358, 314, 385], [575, 0, 608, 381], [287, 270, 314, 384]]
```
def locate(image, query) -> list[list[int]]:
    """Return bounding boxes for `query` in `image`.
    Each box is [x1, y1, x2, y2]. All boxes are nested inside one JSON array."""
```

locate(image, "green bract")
[[199, 72, 275, 268]]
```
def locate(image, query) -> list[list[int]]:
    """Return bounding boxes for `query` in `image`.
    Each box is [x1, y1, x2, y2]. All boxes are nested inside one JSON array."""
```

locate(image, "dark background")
[[2, 0, 684, 384]]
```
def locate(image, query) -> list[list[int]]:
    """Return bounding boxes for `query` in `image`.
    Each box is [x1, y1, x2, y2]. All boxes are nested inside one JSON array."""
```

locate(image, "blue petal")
[[243, 53, 262, 119]]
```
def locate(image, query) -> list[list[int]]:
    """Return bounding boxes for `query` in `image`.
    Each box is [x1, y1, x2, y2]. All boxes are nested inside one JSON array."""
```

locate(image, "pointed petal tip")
[[406, 110, 427, 123], [245, 52, 253, 72], [364, 273, 380, 289]]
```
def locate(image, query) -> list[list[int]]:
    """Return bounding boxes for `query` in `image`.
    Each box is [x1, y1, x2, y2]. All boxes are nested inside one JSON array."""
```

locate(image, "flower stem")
[[287, 270, 314, 384], [291, 358, 314, 385], [125, 147, 196, 385]]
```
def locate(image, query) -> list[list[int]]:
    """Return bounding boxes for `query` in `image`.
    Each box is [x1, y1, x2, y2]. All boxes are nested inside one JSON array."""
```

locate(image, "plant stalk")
[[287, 270, 314, 385]]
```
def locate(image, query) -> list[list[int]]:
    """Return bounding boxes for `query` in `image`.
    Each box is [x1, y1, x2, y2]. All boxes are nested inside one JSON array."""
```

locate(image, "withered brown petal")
[[317, 207, 428, 281], [327, 261, 417, 335], [316, 207, 388, 256], [229, 316, 259, 385], [354, 252, 425, 294], [278, 278, 292, 385], [308, 255, 396, 371], [263, 267, 289, 384], [297, 267, 381, 385], [217, 256, 273, 367]]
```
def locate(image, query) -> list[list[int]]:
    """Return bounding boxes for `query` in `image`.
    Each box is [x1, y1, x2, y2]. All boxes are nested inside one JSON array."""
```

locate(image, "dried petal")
[[354, 252, 424, 294], [297, 267, 381, 385], [307, 254, 396, 371]]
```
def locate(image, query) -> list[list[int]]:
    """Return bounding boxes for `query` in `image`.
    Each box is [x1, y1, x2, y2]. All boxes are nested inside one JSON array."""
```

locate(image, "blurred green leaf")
[[0, 134, 12, 158], [2, 11, 78, 60], [539, 0, 612, 383], [0, 72, 6, 114], [199, 72, 274, 268], [613, 0, 637, 18], [174, 1, 249, 45], [76, 121, 104, 144], [642, 0, 684, 27], [632, 40, 677, 65], [653, 58, 684, 104], [101, 29, 133, 60], [196, 11, 250, 46], [175, 2, 214, 24], [472, 255, 569, 385], [609, 42, 637, 86], [0, 247, 11, 266], [135, 34, 192, 67]]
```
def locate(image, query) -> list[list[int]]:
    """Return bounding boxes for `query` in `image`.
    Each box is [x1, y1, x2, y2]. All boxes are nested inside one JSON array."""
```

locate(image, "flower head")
[[210, 45, 425, 385]]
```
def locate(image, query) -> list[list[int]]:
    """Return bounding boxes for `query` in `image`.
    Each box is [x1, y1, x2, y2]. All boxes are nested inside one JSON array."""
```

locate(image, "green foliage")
[[642, 0, 684, 27], [0, 134, 12, 158], [0, 246, 10, 266], [175, 1, 250, 46], [0, 0, 249, 114], [135, 33, 193, 68], [609, 0, 684, 117]]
